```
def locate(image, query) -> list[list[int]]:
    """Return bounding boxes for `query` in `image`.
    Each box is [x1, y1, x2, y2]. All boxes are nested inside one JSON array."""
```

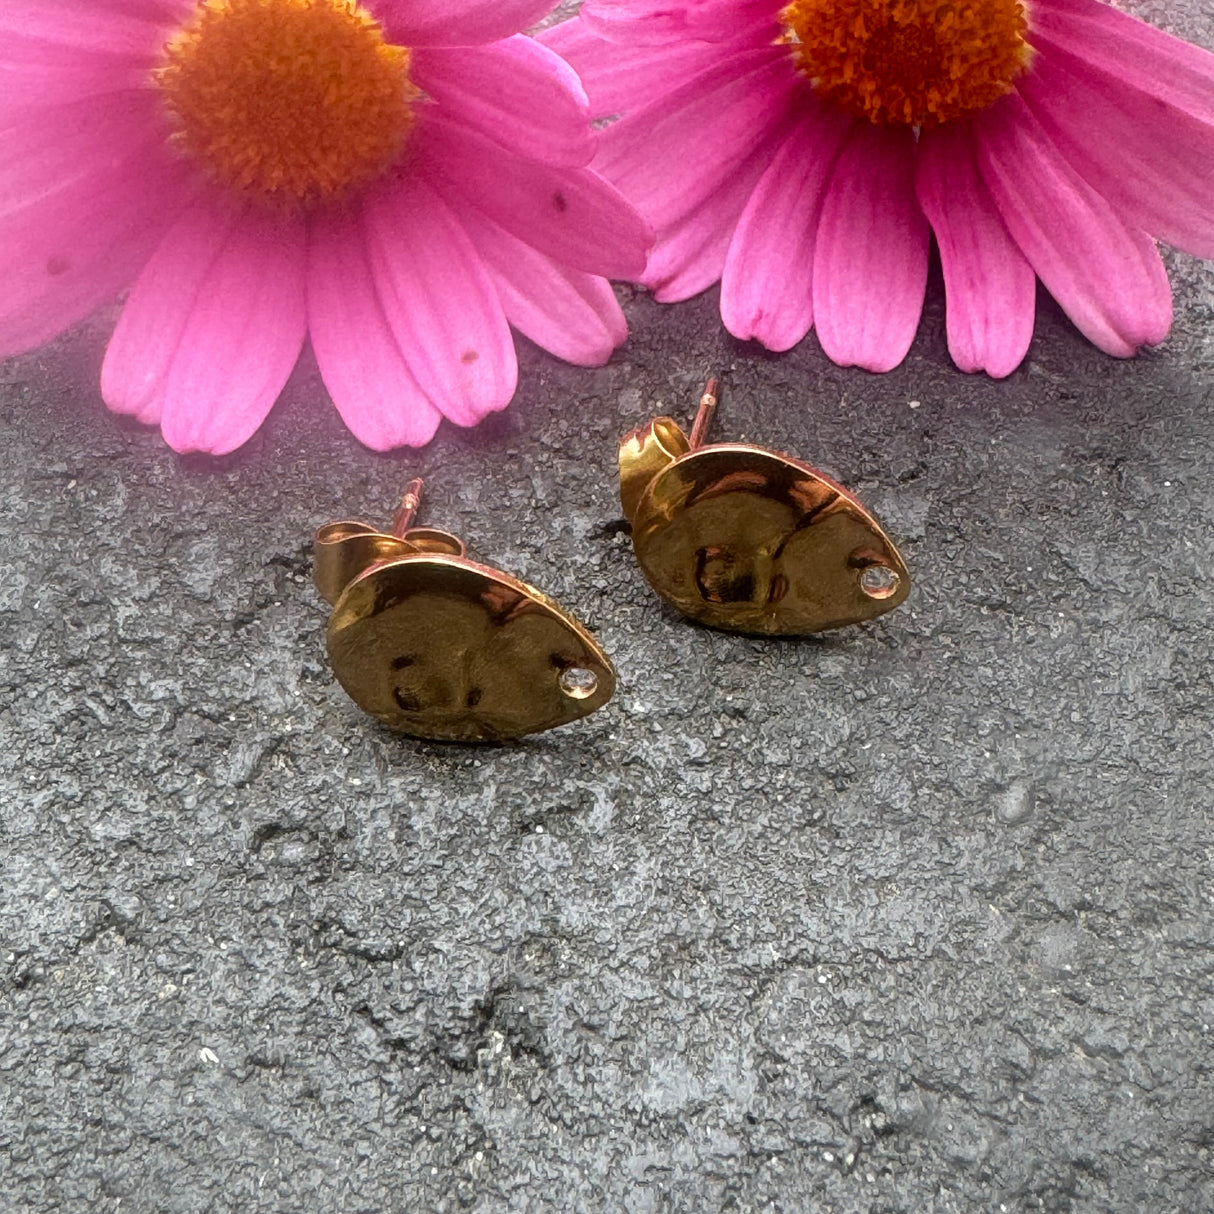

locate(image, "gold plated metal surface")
[[619, 381, 911, 635], [314, 480, 615, 742]]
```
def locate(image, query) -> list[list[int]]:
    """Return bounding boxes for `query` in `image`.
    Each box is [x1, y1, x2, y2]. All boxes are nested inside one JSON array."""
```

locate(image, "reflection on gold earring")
[[313, 480, 615, 742], [618, 379, 911, 636]]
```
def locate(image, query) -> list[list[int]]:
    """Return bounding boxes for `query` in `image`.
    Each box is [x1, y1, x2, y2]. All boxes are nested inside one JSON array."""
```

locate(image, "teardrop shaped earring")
[[618, 379, 911, 635], [313, 479, 616, 742]]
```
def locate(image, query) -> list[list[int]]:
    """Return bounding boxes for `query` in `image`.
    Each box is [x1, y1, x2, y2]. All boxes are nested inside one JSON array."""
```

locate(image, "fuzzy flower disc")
[[781, 0, 1032, 126], [158, 0, 419, 207]]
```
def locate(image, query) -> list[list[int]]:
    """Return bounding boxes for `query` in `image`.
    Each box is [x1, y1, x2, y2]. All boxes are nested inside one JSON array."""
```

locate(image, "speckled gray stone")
[[1, 11, 1213, 1211]]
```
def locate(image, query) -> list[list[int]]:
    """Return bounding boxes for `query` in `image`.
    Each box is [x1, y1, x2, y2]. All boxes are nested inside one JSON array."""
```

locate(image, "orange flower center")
[[780, 0, 1032, 127], [157, 0, 418, 208]]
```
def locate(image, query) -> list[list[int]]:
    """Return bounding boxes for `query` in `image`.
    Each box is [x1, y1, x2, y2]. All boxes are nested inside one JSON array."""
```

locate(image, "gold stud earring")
[[313, 479, 616, 742], [619, 379, 911, 635]]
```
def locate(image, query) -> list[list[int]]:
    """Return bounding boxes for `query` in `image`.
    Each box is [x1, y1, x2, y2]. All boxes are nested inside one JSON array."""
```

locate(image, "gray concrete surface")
[[1, 51, 1213, 1213]]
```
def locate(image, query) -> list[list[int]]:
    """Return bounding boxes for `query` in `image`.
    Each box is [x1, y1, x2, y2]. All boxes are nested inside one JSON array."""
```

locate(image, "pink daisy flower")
[[0, 0, 651, 453], [544, 0, 1214, 376]]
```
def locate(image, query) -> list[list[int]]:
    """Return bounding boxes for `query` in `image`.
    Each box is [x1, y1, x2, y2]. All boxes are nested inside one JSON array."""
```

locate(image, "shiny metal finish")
[[619, 382, 911, 635], [314, 484, 615, 742]]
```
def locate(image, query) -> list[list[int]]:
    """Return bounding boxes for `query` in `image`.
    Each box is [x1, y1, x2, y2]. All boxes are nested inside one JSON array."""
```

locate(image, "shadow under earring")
[[313, 480, 616, 742], [618, 379, 911, 636]]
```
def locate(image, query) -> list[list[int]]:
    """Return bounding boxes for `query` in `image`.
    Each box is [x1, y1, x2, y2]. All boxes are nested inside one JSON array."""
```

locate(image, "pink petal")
[[1028, 0, 1214, 120], [813, 123, 928, 372], [539, 18, 721, 116], [102, 193, 241, 425], [0, 34, 153, 114], [1016, 42, 1214, 258], [307, 205, 442, 451], [643, 158, 764, 299], [0, 0, 188, 59], [156, 203, 307, 454], [1, 91, 144, 217], [372, 0, 557, 47], [645, 171, 763, 299], [363, 172, 517, 428], [0, 92, 194, 356], [579, 0, 776, 45], [415, 112, 651, 280], [720, 102, 853, 352], [916, 120, 1036, 378], [974, 93, 1172, 358], [411, 36, 593, 168], [460, 208, 627, 366], [586, 45, 798, 299], [0, 0, 184, 117], [0, 0, 184, 115], [639, 105, 799, 301], [593, 48, 799, 232]]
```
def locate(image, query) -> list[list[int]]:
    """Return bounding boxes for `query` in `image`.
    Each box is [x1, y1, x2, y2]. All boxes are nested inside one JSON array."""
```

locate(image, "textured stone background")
[[2, 10, 1213, 1214]]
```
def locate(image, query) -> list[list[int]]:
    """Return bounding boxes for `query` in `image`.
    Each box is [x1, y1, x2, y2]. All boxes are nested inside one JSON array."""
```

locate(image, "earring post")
[[688, 377, 720, 450], [392, 477, 425, 536]]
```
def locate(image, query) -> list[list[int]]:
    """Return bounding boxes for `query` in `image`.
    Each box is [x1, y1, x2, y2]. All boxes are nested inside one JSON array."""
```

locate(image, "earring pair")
[[314, 380, 910, 742]]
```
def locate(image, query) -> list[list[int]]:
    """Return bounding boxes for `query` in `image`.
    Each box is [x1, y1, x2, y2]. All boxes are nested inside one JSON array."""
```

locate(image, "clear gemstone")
[[558, 666, 598, 699], [859, 565, 900, 599]]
